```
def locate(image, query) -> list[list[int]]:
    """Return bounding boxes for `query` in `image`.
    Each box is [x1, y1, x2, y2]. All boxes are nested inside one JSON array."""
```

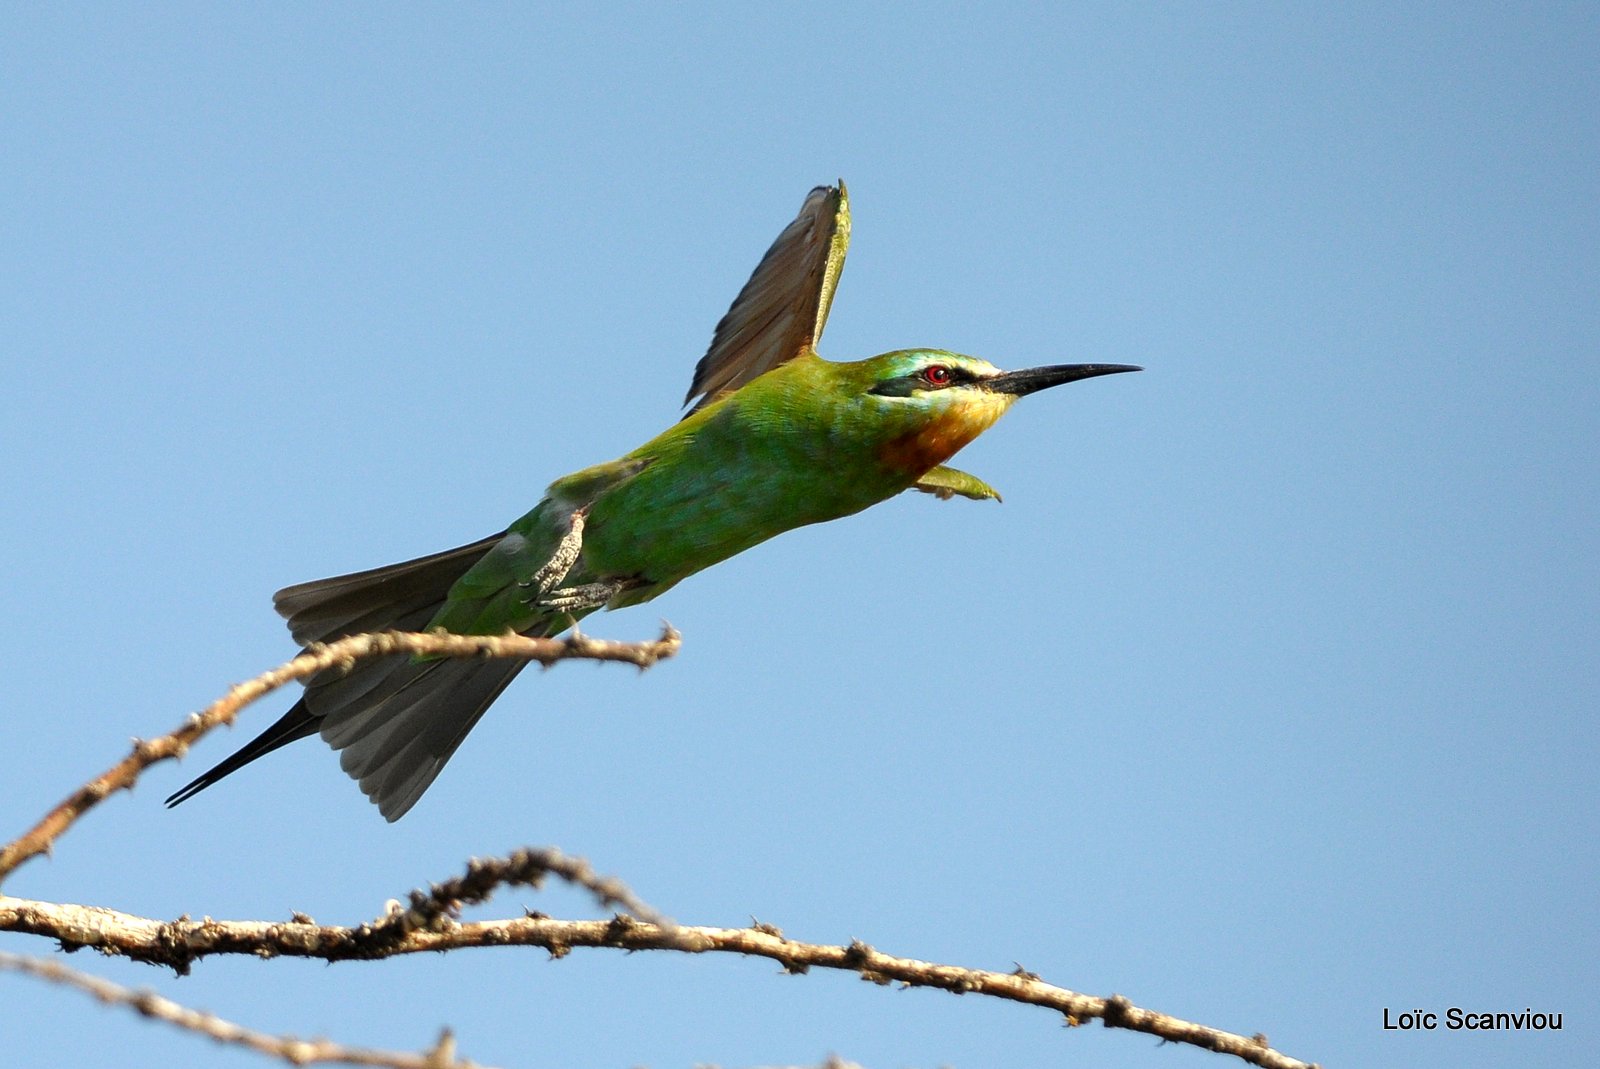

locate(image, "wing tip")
[[681, 181, 854, 413]]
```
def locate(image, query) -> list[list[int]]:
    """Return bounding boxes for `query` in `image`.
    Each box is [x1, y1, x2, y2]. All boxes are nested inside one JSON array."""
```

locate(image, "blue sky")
[[2, 5, 1595, 1068]]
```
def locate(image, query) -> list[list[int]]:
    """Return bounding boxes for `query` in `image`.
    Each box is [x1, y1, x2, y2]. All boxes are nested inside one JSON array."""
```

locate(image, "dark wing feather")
[[682, 182, 851, 414], [274, 532, 505, 645], [325, 656, 526, 820], [162, 699, 320, 808], [167, 533, 510, 819]]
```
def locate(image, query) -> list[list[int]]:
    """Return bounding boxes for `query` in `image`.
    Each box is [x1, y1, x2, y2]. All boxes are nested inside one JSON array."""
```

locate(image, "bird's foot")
[[517, 507, 588, 603], [538, 578, 633, 612]]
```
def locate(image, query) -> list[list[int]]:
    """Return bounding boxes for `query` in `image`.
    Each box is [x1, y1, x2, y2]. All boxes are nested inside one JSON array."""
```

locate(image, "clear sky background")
[[2, 5, 1595, 1069]]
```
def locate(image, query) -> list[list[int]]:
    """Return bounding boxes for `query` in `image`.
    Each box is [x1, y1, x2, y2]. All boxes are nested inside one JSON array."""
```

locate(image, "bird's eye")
[[921, 365, 953, 388]]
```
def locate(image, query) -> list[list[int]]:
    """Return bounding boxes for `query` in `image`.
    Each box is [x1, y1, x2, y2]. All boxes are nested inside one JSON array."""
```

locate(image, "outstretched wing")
[[682, 182, 851, 414]]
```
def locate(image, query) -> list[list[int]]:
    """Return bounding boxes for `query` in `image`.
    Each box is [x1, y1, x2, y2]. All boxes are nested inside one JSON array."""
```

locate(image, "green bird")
[[167, 183, 1139, 821]]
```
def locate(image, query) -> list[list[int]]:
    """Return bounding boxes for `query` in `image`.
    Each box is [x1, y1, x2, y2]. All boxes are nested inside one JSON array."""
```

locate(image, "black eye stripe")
[[868, 363, 976, 396]]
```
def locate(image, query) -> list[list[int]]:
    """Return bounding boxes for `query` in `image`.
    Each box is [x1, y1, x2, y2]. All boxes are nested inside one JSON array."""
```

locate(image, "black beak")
[[983, 363, 1142, 398]]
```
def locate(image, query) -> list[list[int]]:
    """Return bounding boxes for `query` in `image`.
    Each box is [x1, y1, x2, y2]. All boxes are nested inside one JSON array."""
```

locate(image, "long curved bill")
[[983, 363, 1142, 397]]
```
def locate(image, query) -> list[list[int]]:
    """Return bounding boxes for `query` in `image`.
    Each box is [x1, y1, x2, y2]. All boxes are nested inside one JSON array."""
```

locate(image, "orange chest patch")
[[876, 398, 1009, 477]]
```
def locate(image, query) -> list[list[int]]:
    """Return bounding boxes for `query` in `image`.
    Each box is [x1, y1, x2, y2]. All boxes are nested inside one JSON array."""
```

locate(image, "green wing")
[[682, 182, 851, 414]]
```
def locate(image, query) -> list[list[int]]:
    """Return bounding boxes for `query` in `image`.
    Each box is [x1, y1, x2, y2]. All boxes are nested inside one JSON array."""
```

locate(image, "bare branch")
[[0, 621, 1323, 1069], [0, 626, 681, 884], [358, 846, 671, 945], [0, 949, 492, 1068], [726, 1060, 863, 1069], [0, 896, 1317, 1069]]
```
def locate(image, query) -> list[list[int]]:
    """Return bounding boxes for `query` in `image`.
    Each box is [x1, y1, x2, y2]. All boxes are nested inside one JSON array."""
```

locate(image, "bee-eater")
[[167, 183, 1139, 821]]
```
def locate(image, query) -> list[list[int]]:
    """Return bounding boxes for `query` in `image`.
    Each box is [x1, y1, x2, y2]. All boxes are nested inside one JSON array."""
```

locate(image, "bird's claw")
[[538, 579, 630, 612], [518, 507, 588, 604]]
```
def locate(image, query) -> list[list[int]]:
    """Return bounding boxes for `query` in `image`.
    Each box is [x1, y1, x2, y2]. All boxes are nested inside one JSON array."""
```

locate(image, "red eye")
[[921, 364, 953, 387]]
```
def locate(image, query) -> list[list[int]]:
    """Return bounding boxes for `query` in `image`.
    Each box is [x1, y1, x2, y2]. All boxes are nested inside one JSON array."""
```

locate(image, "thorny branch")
[[0, 627, 1320, 1069], [0, 626, 681, 885], [0, 895, 1315, 1069], [360, 846, 671, 942], [0, 950, 490, 1068]]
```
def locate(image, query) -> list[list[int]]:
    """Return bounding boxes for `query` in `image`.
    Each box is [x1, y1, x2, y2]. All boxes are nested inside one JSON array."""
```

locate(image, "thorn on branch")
[[1103, 993, 1134, 1027], [841, 940, 873, 967], [426, 1028, 457, 1067]]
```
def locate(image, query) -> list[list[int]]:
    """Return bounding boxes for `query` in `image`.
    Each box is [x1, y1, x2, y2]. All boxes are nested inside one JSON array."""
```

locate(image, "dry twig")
[[0, 895, 1315, 1069], [0, 949, 489, 1068], [361, 845, 671, 942], [0, 625, 1321, 1069], [0, 626, 681, 885]]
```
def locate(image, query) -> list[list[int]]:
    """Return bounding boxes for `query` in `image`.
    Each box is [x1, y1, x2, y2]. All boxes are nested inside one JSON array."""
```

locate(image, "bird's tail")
[[273, 532, 507, 647], [167, 532, 520, 821]]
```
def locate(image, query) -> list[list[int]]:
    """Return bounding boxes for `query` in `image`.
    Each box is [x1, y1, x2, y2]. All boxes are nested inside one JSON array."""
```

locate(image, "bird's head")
[[854, 349, 1141, 477]]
